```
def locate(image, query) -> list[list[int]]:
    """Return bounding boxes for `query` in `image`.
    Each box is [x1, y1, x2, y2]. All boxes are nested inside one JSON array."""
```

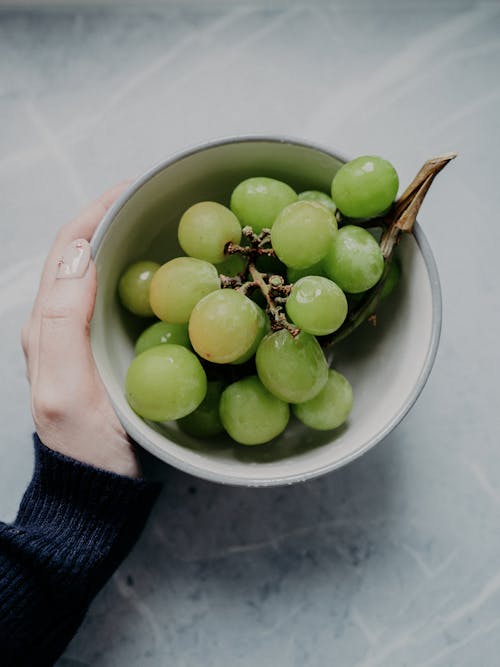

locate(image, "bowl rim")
[[90, 134, 442, 487]]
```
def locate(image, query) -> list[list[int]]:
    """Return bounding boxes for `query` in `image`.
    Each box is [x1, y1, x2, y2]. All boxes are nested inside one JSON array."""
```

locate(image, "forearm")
[[0, 434, 161, 666]]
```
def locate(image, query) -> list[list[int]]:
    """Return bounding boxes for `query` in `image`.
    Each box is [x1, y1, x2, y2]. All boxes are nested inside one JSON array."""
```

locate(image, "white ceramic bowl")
[[90, 136, 441, 487]]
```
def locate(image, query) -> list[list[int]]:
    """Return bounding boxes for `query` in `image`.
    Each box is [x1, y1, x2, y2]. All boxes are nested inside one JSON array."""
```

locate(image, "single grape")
[[125, 345, 207, 422], [178, 201, 242, 264], [134, 321, 190, 356], [118, 261, 160, 317], [323, 225, 384, 293], [256, 330, 328, 403], [230, 177, 297, 233], [219, 376, 289, 445], [150, 257, 220, 323], [287, 262, 327, 283], [271, 201, 337, 269], [231, 303, 269, 364], [189, 289, 260, 364], [286, 276, 348, 336], [331, 155, 398, 219], [177, 380, 225, 437], [298, 190, 337, 214], [215, 253, 247, 277], [293, 369, 353, 430]]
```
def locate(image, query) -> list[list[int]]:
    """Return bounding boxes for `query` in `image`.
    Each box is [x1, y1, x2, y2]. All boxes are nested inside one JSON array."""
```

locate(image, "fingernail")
[[56, 239, 91, 279]]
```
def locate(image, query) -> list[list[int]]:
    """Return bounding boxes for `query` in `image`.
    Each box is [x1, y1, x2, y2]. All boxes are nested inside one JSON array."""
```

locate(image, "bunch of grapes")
[[117, 155, 408, 446]]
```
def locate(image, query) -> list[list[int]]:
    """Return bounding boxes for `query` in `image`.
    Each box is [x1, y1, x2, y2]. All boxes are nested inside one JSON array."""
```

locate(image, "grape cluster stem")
[[221, 229, 299, 336]]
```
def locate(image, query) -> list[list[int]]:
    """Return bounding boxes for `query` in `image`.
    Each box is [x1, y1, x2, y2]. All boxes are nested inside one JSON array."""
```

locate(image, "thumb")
[[34, 239, 97, 403]]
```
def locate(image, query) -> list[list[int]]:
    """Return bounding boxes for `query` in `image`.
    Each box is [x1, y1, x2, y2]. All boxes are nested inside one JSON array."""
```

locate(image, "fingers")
[[34, 181, 131, 313], [30, 240, 140, 477], [23, 181, 131, 383], [32, 239, 97, 406]]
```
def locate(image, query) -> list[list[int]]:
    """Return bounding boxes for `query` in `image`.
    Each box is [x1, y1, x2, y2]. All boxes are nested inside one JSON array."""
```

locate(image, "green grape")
[[231, 303, 269, 364], [150, 257, 220, 323], [177, 380, 225, 437], [331, 155, 399, 219], [286, 276, 348, 336], [215, 253, 246, 277], [178, 201, 242, 264], [298, 190, 337, 214], [219, 376, 289, 445], [134, 321, 190, 356], [230, 177, 297, 233], [271, 201, 337, 269], [323, 225, 384, 294], [256, 330, 328, 403], [118, 261, 160, 317], [189, 289, 260, 364], [293, 369, 353, 430], [287, 262, 327, 283], [125, 345, 207, 422]]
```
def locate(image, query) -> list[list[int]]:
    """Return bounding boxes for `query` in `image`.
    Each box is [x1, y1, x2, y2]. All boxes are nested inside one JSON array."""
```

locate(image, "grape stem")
[[323, 151, 457, 347], [222, 228, 299, 336], [247, 263, 299, 336]]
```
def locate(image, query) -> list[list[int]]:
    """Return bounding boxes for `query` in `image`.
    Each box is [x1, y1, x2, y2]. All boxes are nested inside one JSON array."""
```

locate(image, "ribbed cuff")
[[13, 434, 162, 593], [17, 434, 160, 530]]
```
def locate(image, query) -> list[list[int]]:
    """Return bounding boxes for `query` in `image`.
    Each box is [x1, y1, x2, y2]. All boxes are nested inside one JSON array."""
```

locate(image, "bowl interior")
[[91, 139, 438, 486]]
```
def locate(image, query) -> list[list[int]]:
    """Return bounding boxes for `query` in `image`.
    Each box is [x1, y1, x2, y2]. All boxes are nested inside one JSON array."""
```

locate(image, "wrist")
[[35, 418, 141, 479]]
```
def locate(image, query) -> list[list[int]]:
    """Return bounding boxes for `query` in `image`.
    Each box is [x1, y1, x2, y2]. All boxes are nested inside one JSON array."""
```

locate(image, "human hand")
[[21, 183, 141, 478]]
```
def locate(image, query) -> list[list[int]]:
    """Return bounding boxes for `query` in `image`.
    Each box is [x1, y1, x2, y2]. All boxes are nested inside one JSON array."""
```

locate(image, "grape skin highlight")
[[118, 261, 160, 317], [219, 376, 290, 445], [286, 276, 348, 336], [189, 289, 260, 364], [323, 225, 384, 294], [178, 201, 242, 264], [331, 155, 398, 219], [149, 257, 220, 324], [125, 344, 207, 422], [135, 321, 190, 356], [271, 200, 337, 270], [256, 330, 329, 404], [230, 177, 297, 233]]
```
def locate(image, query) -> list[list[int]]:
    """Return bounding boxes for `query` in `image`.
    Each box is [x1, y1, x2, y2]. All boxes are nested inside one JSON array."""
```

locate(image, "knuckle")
[[40, 303, 78, 324], [33, 392, 69, 426]]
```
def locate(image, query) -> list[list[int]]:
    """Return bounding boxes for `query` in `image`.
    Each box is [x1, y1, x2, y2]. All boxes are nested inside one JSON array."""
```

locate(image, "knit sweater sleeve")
[[0, 434, 161, 667]]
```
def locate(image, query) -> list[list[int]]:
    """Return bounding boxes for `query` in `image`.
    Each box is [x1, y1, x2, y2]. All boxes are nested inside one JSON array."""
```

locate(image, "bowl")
[[90, 136, 441, 487]]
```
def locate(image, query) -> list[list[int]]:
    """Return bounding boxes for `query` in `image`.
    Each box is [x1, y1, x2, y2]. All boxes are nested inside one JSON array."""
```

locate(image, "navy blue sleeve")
[[0, 434, 161, 667]]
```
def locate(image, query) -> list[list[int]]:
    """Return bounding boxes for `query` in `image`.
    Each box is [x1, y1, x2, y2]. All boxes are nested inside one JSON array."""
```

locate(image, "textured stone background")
[[1, 2, 499, 665]]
